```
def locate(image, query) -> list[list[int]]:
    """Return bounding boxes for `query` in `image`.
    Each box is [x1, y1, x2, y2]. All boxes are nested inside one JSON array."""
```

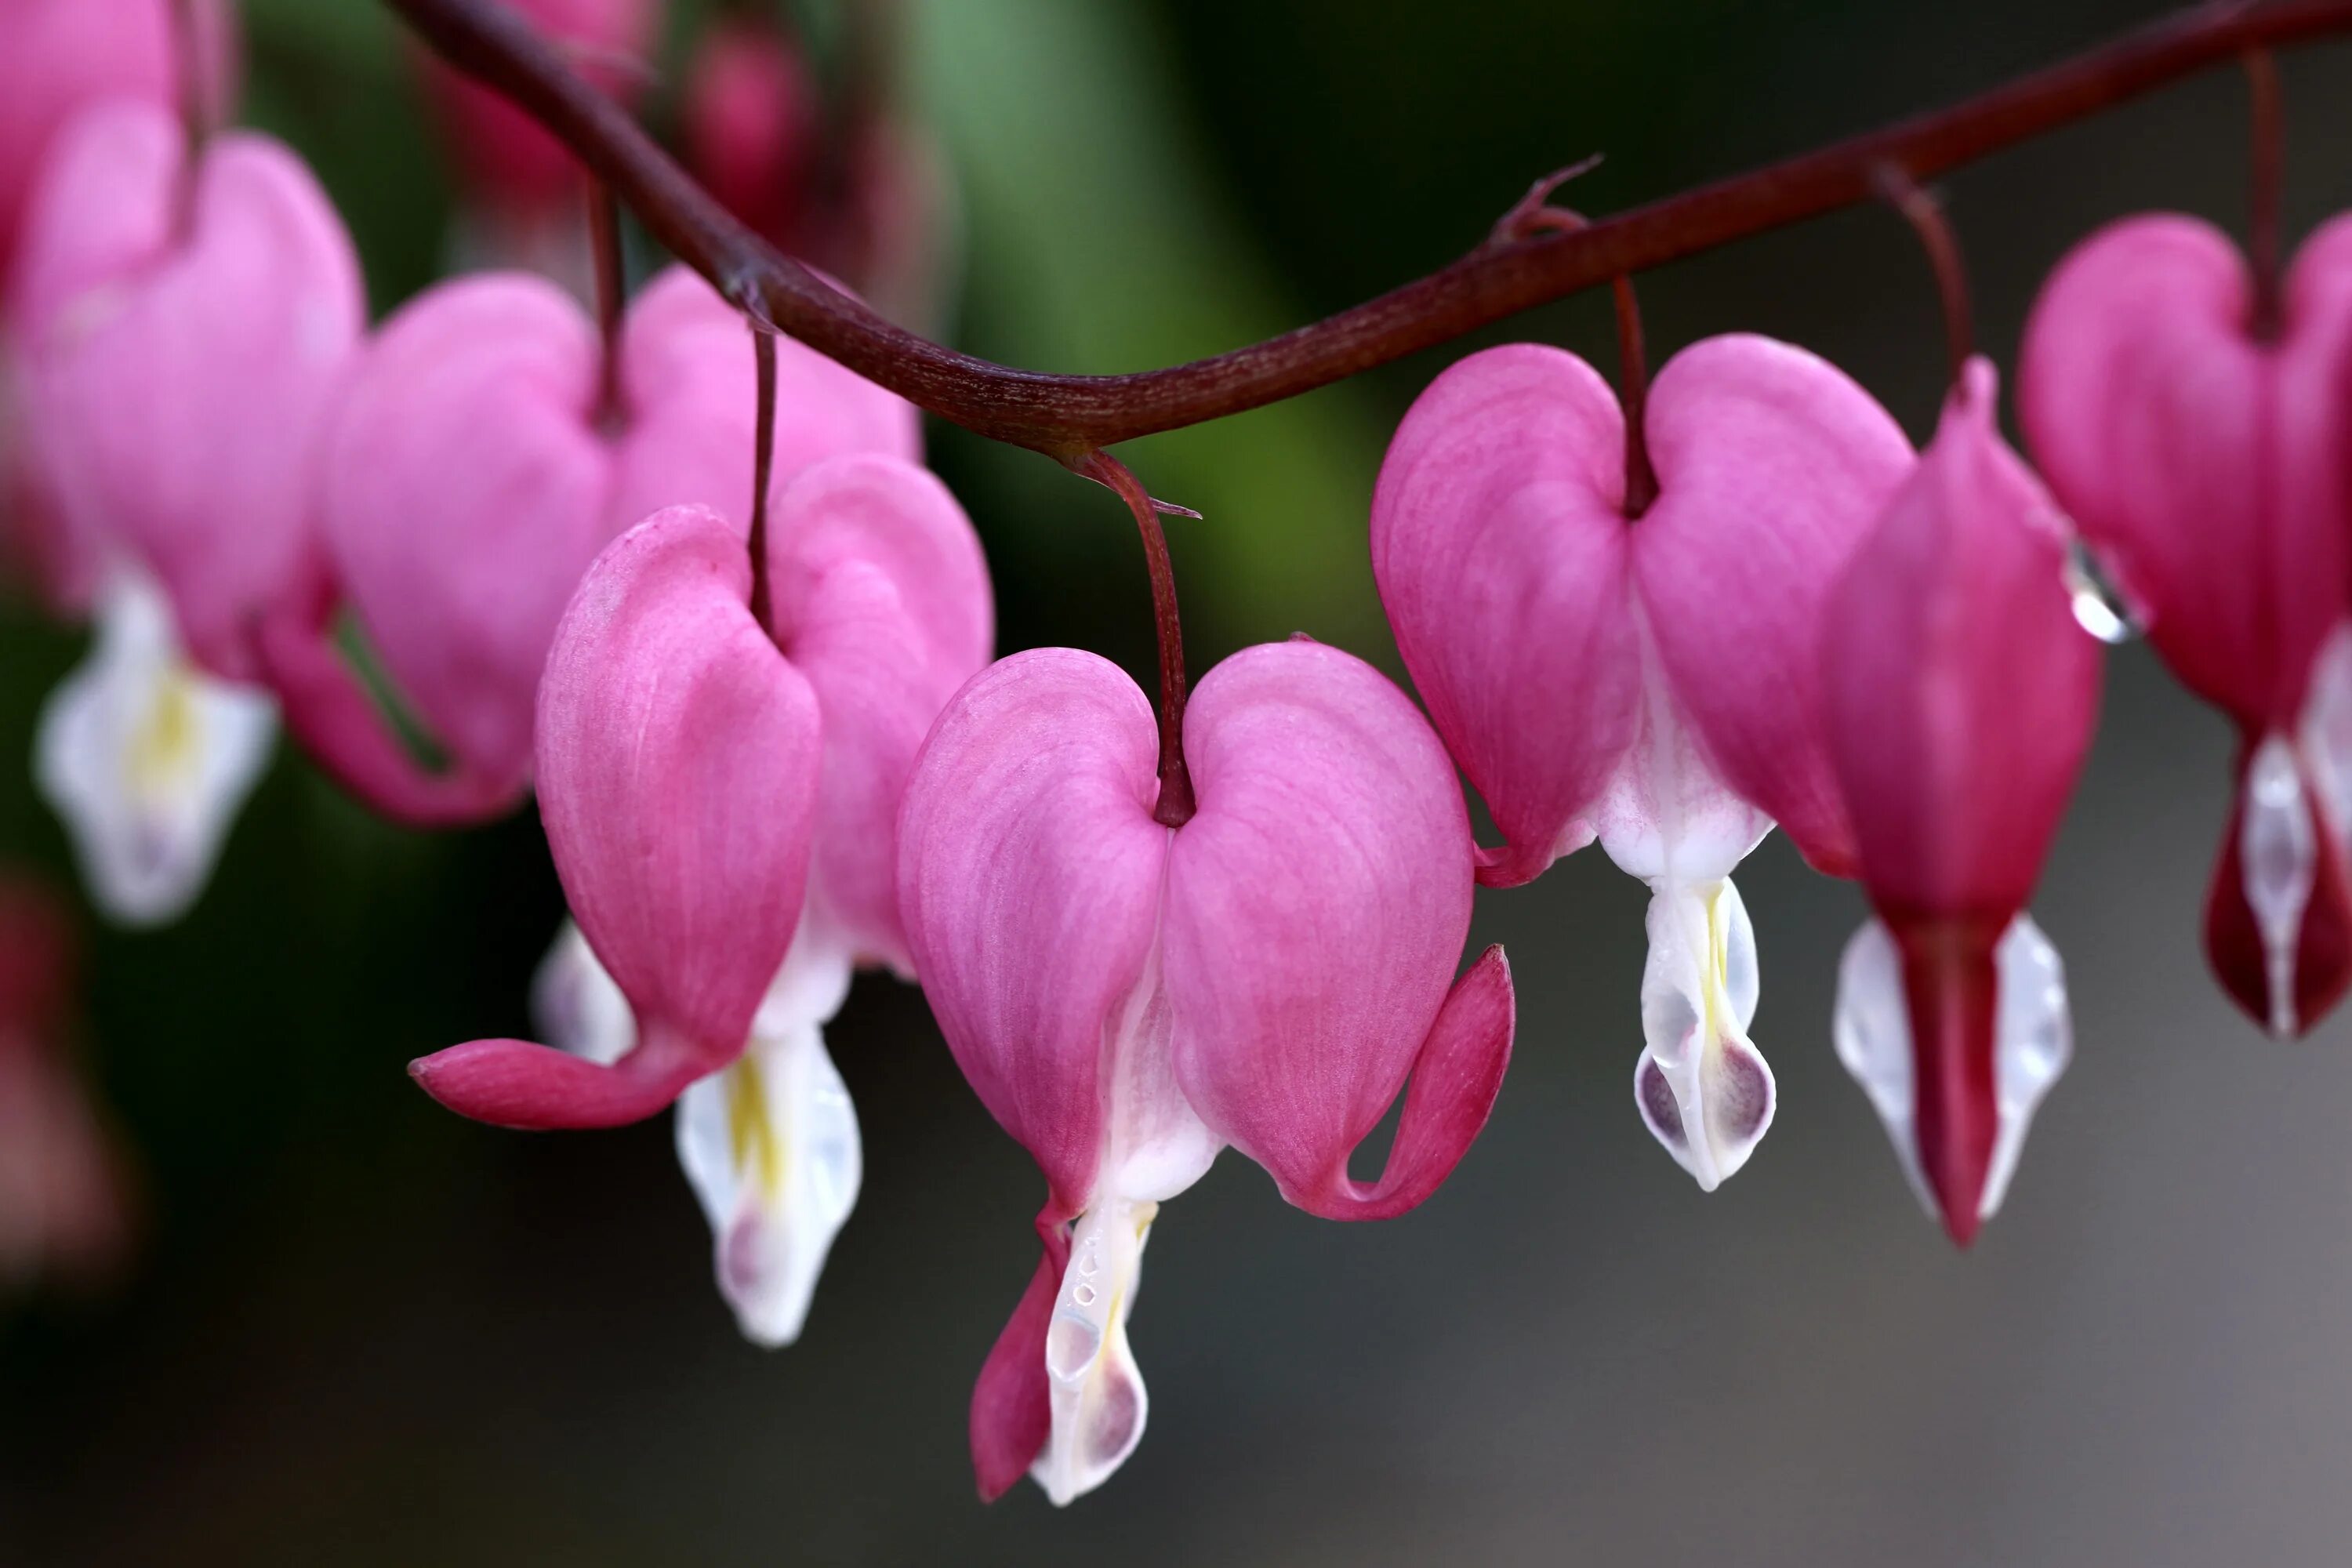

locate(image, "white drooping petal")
[[2238, 734, 2318, 1039], [1632, 877, 1773, 1191], [532, 919, 635, 1066], [674, 925, 861, 1348], [542, 907, 865, 1348], [35, 572, 275, 927], [1034, 1194, 1155, 1508], [1029, 902, 1221, 1505], [1832, 913, 2072, 1226], [1592, 608, 1776, 1187], [2298, 621, 2352, 858]]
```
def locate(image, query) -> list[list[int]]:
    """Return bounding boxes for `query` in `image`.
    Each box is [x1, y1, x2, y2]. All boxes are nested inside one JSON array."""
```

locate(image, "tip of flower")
[[410, 1036, 702, 1130], [1936, 1195, 1984, 1250]]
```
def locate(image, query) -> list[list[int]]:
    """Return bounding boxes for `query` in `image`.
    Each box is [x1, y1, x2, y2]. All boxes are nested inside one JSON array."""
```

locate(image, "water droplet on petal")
[[2063, 535, 2140, 644]]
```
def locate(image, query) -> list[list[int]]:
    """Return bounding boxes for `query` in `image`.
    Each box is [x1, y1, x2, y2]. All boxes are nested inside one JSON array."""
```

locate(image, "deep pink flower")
[[1823, 358, 2101, 1246], [898, 640, 1514, 1504], [0, 0, 234, 287], [1371, 336, 1910, 1189], [416, 462, 990, 1146], [2021, 214, 2352, 1037], [682, 19, 824, 257], [268, 263, 915, 824], [6, 100, 363, 683], [420, 0, 658, 216]]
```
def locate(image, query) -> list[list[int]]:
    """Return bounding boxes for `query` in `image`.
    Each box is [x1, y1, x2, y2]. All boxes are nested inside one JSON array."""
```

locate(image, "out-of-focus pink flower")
[[2022, 215, 2352, 1038], [898, 640, 1513, 1504], [420, 0, 659, 217], [683, 18, 824, 257], [275, 263, 916, 826], [0, 0, 235, 286], [6, 100, 359, 924], [7, 100, 363, 683], [1824, 358, 2101, 1247], [1371, 336, 1910, 1191], [0, 879, 132, 1290]]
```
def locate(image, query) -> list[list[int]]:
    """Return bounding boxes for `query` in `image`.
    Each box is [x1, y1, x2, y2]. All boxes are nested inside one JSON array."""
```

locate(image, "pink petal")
[[6, 104, 363, 681], [413, 506, 820, 1127], [1370, 343, 1641, 887], [682, 18, 824, 255], [0, 0, 234, 278], [969, 1208, 1075, 1502], [1822, 359, 2102, 919], [2019, 213, 2352, 728], [768, 454, 992, 972], [895, 647, 1169, 1213], [1632, 334, 1913, 877], [322, 273, 608, 789], [1161, 639, 1510, 1220]]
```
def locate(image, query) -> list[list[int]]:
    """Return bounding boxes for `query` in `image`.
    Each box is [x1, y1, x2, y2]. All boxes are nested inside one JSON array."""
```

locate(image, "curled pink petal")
[[1632, 333, 1913, 877], [969, 1207, 1076, 1502], [415, 506, 820, 1128], [1370, 343, 1639, 886], [769, 453, 993, 971], [1162, 639, 1506, 1220]]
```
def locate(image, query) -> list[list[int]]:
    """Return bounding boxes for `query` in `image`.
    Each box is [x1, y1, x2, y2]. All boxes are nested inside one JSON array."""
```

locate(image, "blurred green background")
[[8, 0, 2352, 1562]]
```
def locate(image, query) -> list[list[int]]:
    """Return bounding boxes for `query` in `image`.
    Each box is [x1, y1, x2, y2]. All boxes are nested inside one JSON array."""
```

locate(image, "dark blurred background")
[[6, 0, 2352, 1562]]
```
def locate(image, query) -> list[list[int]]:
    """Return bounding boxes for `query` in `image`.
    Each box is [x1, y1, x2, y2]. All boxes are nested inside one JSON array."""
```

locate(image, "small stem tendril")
[[1874, 163, 1974, 393], [590, 180, 627, 430], [747, 320, 778, 632], [1078, 452, 1195, 829], [2243, 47, 2285, 341]]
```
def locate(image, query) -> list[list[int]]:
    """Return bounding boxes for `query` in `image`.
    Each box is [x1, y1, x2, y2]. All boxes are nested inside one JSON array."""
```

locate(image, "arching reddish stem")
[[385, 0, 2352, 459], [1077, 452, 1195, 829]]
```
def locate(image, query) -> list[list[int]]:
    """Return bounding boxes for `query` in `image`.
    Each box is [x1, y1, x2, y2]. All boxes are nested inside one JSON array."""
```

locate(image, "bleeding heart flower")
[[0, 0, 234, 285], [274, 263, 915, 825], [2021, 214, 2352, 1037], [1822, 358, 2102, 1245], [1370, 336, 1911, 1190], [898, 639, 1514, 1505], [37, 569, 274, 927], [426, 456, 990, 1343], [6, 99, 363, 684]]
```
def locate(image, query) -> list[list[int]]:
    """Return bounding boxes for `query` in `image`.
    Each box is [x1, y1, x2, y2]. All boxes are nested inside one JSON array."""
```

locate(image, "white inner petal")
[[675, 1004, 862, 1348], [1029, 880, 1222, 1505], [532, 919, 636, 1066], [1632, 876, 1774, 1191], [1832, 913, 2073, 1226], [35, 571, 275, 927], [2238, 734, 2317, 1039], [676, 924, 860, 1348], [1596, 608, 1776, 1189], [1033, 1194, 1155, 1508], [2299, 621, 2352, 844]]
